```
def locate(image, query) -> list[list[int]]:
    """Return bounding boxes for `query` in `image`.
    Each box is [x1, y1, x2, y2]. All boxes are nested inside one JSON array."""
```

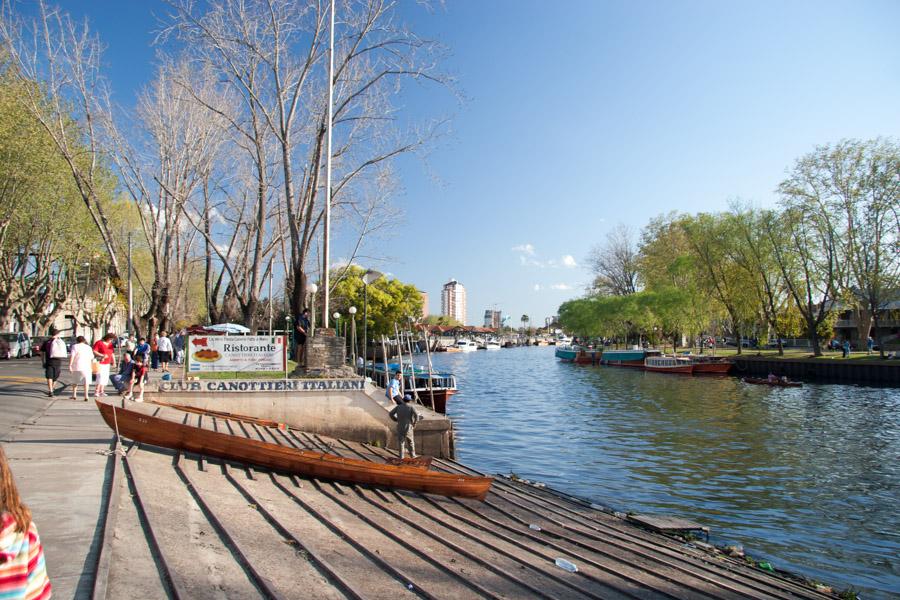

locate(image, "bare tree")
[[587, 223, 640, 296], [109, 59, 230, 333], [162, 0, 452, 323]]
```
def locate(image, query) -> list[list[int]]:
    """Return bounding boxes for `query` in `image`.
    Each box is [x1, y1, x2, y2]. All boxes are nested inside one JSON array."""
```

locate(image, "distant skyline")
[[45, 1, 900, 324]]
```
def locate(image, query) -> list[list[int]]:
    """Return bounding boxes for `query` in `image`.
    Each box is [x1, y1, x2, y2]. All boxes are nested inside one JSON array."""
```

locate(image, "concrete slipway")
[[4, 399, 839, 599]]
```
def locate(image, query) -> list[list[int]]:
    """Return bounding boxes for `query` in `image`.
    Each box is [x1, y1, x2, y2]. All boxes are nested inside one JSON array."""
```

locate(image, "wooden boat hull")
[[742, 377, 802, 388], [96, 400, 492, 500], [644, 365, 694, 374]]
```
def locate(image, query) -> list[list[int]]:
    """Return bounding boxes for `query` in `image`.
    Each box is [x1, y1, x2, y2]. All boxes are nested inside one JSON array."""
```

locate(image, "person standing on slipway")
[[389, 394, 422, 459], [41, 327, 68, 397], [157, 331, 173, 373]]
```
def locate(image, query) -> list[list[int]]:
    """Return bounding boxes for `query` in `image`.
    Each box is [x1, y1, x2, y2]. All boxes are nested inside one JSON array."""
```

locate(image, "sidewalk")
[[2, 398, 114, 600]]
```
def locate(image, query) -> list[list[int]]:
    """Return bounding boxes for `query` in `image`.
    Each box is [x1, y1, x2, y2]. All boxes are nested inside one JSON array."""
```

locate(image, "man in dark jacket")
[[388, 394, 421, 459], [111, 352, 135, 393]]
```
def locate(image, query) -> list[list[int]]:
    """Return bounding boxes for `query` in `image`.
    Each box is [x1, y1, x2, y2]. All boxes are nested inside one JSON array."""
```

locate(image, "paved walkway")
[[2, 397, 114, 600]]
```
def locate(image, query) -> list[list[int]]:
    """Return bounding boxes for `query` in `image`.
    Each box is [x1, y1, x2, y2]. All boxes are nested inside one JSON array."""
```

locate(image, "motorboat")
[[455, 340, 478, 352], [644, 355, 694, 374]]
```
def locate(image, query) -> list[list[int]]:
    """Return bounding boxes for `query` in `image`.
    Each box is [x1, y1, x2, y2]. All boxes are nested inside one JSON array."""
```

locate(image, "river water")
[[428, 345, 900, 598]]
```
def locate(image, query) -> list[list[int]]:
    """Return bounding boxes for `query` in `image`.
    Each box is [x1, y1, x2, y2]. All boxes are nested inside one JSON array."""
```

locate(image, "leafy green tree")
[[637, 214, 712, 350], [327, 265, 423, 339], [423, 315, 462, 328], [773, 147, 850, 355], [682, 213, 759, 354]]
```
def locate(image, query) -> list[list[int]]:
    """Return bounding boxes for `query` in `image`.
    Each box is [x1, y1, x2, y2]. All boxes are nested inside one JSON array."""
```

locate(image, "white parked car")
[[0, 332, 32, 359]]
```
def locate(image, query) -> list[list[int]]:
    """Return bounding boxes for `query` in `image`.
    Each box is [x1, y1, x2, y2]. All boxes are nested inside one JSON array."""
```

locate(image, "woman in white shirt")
[[157, 331, 173, 373], [68, 336, 94, 401]]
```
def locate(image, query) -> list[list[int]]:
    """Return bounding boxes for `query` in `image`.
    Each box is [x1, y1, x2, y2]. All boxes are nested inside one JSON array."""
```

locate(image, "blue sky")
[[51, 0, 900, 325]]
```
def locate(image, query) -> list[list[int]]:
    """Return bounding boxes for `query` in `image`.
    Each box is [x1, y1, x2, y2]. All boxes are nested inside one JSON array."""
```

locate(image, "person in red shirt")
[[91, 333, 116, 398], [124, 354, 149, 402]]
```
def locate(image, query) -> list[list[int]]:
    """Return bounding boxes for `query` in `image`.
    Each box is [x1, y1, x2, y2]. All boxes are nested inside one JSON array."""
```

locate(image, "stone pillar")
[[292, 329, 354, 377]]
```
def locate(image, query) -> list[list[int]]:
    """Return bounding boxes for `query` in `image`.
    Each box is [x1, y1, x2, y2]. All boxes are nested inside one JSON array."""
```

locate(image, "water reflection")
[[432, 346, 900, 598]]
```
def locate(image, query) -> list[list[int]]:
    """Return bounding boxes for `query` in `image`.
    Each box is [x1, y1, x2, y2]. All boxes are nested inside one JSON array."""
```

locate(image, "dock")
[[5, 399, 838, 599]]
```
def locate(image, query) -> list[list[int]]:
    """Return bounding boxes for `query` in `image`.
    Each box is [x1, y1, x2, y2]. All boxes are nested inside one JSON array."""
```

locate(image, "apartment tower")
[[441, 279, 467, 324]]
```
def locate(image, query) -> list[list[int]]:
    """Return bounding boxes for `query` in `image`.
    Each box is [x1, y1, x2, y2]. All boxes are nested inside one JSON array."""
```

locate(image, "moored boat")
[[556, 345, 601, 365], [455, 339, 478, 352], [644, 355, 694, 374], [95, 399, 492, 500], [364, 362, 457, 413], [555, 345, 579, 361], [689, 357, 733, 374], [601, 348, 654, 367], [484, 339, 502, 350]]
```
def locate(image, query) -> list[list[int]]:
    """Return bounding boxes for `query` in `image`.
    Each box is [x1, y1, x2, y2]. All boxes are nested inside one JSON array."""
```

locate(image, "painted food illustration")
[[192, 348, 222, 362]]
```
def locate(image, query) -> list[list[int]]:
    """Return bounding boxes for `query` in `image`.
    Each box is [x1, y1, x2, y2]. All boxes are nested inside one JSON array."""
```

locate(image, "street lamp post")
[[348, 306, 357, 364], [333, 312, 341, 341], [286, 315, 293, 362], [308, 283, 318, 338], [361, 269, 382, 364]]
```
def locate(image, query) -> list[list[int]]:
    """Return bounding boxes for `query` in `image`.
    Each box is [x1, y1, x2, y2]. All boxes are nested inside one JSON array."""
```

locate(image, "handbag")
[[91, 359, 100, 374]]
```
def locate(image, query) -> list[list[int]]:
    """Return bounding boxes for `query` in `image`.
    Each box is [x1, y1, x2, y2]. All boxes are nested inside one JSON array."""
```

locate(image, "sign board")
[[159, 379, 366, 393], [187, 335, 286, 373]]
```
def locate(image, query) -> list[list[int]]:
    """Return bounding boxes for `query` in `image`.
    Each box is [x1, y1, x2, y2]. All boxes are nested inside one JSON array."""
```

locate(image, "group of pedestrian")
[[119, 329, 185, 372], [41, 327, 154, 402]]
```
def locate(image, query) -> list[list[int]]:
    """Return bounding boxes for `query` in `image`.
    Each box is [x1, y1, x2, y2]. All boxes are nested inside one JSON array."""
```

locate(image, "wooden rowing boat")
[[96, 399, 491, 500], [741, 377, 803, 388]]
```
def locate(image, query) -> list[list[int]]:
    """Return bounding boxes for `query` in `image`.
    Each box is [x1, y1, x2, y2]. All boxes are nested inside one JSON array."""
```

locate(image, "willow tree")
[[727, 206, 793, 355], [0, 1, 125, 289], [637, 214, 712, 349], [0, 65, 104, 331], [682, 213, 759, 354]]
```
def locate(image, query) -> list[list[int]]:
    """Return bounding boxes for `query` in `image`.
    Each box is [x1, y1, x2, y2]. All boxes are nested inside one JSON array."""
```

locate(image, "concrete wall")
[[733, 357, 900, 384], [152, 380, 454, 458]]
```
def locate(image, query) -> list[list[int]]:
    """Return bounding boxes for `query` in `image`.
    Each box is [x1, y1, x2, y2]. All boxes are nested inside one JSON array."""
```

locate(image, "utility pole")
[[322, 0, 335, 330], [127, 232, 133, 334], [268, 270, 274, 334]]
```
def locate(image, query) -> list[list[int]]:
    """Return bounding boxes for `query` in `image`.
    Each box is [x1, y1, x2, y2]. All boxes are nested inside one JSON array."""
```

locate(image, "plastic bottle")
[[554, 558, 578, 573], [529, 524, 542, 531]]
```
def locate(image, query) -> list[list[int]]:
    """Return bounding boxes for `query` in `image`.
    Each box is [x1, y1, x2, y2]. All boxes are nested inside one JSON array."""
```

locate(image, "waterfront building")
[[483, 309, 501, 328], [418, 290, 429, 319], [441, 279, 467, 325]]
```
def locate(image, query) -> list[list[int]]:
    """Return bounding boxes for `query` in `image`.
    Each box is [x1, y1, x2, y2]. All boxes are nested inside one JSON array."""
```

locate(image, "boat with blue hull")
[[555, 345, 601, 364], [600, 348, 656, 367], [364, 361, 457, 414]]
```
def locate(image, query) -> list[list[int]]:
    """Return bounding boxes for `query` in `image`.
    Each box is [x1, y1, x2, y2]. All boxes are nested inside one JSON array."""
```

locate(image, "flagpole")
[[323, 0, 335, 331]]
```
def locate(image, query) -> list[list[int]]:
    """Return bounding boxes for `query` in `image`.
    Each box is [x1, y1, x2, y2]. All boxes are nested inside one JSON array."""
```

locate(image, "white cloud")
[[561, 255, 577, 268], [551, 283, 573, 290], [533, 283, 542, 291], [511, 243, 536, 256]]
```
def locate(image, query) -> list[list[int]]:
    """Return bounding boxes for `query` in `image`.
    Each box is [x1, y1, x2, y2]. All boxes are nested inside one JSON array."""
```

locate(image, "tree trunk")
[[808, 320, 822, 357]]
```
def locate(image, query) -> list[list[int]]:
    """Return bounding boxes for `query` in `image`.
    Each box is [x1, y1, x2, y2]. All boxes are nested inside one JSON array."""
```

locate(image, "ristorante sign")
[[187, 335, 286, 373], [159, 379, 366, 392]]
